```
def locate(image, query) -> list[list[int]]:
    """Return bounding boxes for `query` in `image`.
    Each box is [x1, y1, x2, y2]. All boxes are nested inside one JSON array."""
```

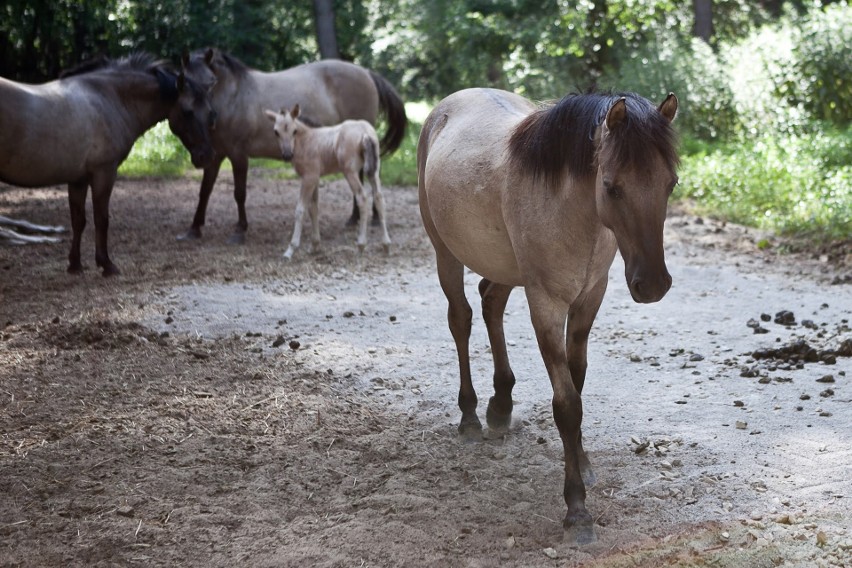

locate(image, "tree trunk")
[[314, 0, 340, 59], [693, 0, 713, 43]]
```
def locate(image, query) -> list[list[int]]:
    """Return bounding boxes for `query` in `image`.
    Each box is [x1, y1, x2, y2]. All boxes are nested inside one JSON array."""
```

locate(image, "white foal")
[[265, 105, 391, 259]]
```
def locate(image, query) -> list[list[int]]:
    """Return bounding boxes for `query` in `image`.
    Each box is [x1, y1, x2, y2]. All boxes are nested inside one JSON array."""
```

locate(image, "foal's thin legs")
[[343, 171, 368, 252], [367, 171, 391, 253], [478, 279, 515, 431], [284, 176, 318, 260]]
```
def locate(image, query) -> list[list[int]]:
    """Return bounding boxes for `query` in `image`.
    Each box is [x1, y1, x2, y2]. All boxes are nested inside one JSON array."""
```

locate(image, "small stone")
[[116, 505, 135, 518], [543, 547, 558, 559], [288, 340, 301, 350], [816, 375, 835, 383], [760, 313, 771, 322], [165, 316, 174, 324], [271, 336, 286, 348], [736, 421, 748, 430], [799, 394, 811, 400], [733, 400, 745, 407], [720, 531, 730, 541], [819, 388, 834, 398]]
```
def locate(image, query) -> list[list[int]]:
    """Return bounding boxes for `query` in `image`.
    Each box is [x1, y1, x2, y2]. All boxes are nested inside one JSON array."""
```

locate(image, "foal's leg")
[[526, 288, 595, 544], [566, 279, 609, 488], [343, 170, 368, 252], [284, 176, 318, 260], [367, 170, 391, 254], [66, 180, 89, 274], [179, 156, 223, 240], [478, 279, 515, 432], [228, 154, 250, 244], [90, 168, 120, 276], [307, 183, 321, 253]]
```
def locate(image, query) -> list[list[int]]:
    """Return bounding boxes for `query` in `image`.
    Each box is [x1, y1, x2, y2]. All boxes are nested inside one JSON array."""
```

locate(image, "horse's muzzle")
[[627, 270, 672, 304], [281, 151, 294, 162]]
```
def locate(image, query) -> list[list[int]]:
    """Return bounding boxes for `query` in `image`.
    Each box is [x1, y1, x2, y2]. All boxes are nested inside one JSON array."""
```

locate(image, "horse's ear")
[[181, 49, 190, 68], [658, 92, 678, 122], [264, 109, 278, 122], [605, 97, 627, 130], [291, 104, 301, 119], [204, 48, 215, 66]]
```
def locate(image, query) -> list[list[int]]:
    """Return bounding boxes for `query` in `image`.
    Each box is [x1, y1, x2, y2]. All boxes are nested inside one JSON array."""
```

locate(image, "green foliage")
[[119, 122, 191, 178], [678, 125, 852, 240], [783, 2, 852, 124]]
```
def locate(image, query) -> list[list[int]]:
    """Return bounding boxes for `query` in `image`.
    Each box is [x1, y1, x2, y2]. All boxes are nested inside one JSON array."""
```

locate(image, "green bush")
[[678, 125, 852, 240], [603, 34, 738, 140], [785, 2, 852, 125]]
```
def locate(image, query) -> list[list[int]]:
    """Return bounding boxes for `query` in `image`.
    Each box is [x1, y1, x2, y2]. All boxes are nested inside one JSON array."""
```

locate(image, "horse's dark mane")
[[59, 52, 184, 102], [59, 52, 164, 78], [508, 92, 679, 188], [193, 48, 252, 78]]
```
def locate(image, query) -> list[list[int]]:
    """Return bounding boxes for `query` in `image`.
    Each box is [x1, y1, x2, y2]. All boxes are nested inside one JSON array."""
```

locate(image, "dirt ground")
[[1, 170, 851, 568]]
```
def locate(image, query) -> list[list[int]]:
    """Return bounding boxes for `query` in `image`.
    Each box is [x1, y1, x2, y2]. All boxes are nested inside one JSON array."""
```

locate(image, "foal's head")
[[264, 105, 305, 162]]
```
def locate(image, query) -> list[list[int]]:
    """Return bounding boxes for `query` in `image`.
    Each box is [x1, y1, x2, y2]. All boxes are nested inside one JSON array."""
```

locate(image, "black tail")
[[369, 70, 407, 156], [363, 135, 379, 179]]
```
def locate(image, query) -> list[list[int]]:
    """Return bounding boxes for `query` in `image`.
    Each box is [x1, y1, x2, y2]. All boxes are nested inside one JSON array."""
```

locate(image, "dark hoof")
[[486, 396, 512, 432], [563, 513, 596, 546], [176, 227, 202, 241], [101, 264, 120, 277], [227, 232, 246, 245], [458, 418, 483, 441]]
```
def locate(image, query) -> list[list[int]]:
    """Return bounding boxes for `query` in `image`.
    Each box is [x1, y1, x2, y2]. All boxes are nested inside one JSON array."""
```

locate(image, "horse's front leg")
[[90, 168, 119, 277], [66, 180, 89, 274], [566, 279, 609, 488], [228, 155, 249, 245], [284, 177, 317, 260], [479, 279, 515, 433], [527, 290, 595, 544], [343, 171, 368, 252], [308, 182, 321, 253], [179, 156, 223, 240]]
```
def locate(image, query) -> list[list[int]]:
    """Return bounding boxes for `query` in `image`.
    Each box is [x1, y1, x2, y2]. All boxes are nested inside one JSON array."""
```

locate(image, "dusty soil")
[[1, 171, 851, 567]]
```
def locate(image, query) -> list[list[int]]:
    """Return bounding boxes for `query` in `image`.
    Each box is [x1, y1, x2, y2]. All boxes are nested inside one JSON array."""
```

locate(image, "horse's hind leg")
[[566, 279, 609, 488], [66, 180, 89, 274], [90, 169, 119, 276], [308, 183, 320, 253], [479, 279, 515, 432]]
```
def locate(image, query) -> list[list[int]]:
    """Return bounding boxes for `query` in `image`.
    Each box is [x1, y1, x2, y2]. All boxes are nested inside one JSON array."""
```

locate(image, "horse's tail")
[[368, 71, 407, 156], [362, 133, 380, 180]]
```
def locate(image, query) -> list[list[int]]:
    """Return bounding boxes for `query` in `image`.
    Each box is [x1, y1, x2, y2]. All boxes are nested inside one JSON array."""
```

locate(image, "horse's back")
[[0, 77, 104, 186]]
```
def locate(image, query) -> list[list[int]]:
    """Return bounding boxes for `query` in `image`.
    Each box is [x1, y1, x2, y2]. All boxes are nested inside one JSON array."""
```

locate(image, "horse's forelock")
[[598, 96, 680, 174]]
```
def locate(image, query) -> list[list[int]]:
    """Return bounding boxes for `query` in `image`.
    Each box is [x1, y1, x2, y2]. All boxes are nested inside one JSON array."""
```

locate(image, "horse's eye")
[[605, 183, 622, 200]]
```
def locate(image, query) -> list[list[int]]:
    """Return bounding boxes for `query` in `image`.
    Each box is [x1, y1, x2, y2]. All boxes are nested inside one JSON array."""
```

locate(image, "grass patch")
[[677, 125, 852, 240], [119, 122, 191, 178]]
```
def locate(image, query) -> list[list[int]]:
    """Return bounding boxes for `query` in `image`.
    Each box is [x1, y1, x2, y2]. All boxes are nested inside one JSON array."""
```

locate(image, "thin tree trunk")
[[693, 0, 713, 43], [314, 0, 340, 59]]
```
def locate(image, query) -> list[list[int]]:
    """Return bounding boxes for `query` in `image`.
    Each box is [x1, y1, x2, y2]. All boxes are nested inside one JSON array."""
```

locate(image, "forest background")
[[1, 0, 849, 241]]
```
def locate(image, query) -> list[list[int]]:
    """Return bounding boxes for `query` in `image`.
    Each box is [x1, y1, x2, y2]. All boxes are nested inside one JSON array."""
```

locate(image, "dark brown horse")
[[174, 48, 407, 243], [0, 53, 216, 275], [418, 88, 679, 543]]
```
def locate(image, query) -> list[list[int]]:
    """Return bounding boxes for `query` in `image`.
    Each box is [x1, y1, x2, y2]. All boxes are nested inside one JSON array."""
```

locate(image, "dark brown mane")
[[59, 52, 163, 79], [192, 48, 252, 79], [507, 92, 679, 188]]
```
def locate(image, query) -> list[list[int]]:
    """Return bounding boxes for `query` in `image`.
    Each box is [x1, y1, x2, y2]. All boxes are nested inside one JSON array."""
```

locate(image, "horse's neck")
[[108, 73, 172, 134]]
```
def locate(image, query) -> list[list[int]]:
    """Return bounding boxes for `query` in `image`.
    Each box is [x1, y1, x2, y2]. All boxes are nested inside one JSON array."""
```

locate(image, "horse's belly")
[[426, 175, 522, 286]]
